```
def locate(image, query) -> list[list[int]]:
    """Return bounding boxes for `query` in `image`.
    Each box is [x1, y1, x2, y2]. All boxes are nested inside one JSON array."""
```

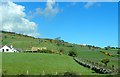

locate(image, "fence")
[[73, 57, 113, 74]]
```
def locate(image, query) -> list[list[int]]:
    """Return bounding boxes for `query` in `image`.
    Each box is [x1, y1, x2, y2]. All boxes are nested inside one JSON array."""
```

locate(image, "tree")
[[101, 58, 110, 66], [117, 50, 120, 54], [68, 50, 77, 57], [55, 37, 62, 46], [55, 37, 61, 40], [4, 36, 7, 38], [87, 45, 92, 49], [104, 47, 108, 50], [59, 48, 64, 54], [104, 46, 111, 50]]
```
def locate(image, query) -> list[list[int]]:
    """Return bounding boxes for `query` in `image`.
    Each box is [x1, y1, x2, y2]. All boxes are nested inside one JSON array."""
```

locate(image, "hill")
[[1, 31, 119, 75], [2, 53, 94, 75]]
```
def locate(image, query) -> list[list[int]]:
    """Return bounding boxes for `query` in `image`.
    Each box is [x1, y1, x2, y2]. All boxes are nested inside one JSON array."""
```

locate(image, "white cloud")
[[28, 0, 60, 19], [44, 0, 59, 17], [0, 1, 39, 37], [84, 2, 95, 9]]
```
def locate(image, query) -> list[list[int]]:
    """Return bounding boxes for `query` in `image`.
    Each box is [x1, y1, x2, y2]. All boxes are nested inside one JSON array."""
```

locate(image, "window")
[[2, 49, 4, 52], [6, 49, 9, 51]]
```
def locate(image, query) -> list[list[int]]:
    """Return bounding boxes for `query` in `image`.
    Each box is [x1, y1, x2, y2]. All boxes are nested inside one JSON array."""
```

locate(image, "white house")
[[0, 45, 18, 52]]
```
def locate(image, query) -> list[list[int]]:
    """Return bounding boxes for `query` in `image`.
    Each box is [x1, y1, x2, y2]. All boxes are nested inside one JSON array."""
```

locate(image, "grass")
[[1, 31, 119, 75], [77, 50, 119, 68], [2, 53, 95, 75]]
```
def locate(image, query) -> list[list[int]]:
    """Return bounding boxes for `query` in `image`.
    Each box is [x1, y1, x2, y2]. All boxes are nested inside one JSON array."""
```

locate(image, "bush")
[[117, 50, 120, 54], [68, 51, 77, 57], [59, 48, 64, 54], [4, 36, 7, 38], [37, 49, 54, 54], [64, 72, 77, 76], [101, 58, 110, 66]]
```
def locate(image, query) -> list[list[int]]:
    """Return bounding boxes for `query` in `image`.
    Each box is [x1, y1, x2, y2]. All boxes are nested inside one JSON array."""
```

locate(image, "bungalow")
[[0, 45, 18, 52]]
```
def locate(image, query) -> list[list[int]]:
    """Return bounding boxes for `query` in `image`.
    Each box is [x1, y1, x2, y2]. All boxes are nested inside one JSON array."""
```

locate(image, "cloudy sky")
[[1, 0, 118, 47]]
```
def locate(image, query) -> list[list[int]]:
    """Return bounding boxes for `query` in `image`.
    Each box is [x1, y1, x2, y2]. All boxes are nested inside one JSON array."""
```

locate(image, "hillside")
[[1, 31, 119, 75], [2, 53, 95, 75], [1, 31, 102, 54]]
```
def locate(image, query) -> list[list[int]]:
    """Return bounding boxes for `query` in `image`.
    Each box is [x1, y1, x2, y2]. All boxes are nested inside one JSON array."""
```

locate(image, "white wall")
[[0, 45, 16, 52]]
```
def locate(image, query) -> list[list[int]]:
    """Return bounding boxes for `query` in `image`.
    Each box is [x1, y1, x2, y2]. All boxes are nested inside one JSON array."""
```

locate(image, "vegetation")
[[2, 53, 94, 75], [117, 50, 120, 54], [1, 31, 119, 75], [37, 49, 53, 53], [101, 58, 110, 66], [68, 51, 77, 57]]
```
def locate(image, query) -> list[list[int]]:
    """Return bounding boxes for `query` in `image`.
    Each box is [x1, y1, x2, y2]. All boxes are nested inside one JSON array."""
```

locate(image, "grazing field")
[[2, 53, 95, 75], [1, 31, 119, 75], [77, 50, 119, 69]]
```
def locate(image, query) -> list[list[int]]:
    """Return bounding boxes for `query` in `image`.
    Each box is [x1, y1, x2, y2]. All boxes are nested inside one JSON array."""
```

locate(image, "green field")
[[2, 53, 95, 75], [1, 31, 119, 75], [77, 50, 119, 69]]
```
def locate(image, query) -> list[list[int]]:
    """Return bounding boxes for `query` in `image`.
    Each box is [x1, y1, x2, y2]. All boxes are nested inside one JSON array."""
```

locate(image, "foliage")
[[4, 36, 7, 38], [2, 31, 119, 69], [64, 72, 77, 76], [37, 49, 53, 53], [68, 51, 77, 57], [101, 58, 110, 66], [55, 37, 61, 41], [104, 47, 108, 50], [2, 53, 94, 75], [117, 50, 120, 54], [59, 48, 64, 54]]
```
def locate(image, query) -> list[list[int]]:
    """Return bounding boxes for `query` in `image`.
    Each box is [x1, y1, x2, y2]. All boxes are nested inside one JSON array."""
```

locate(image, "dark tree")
[[55, 37, 61, 40], [55, 37, 62, 46], [104, 47, 108, 50], [59, 48, 64, 54], [4, 36, 7, 38], [117, 50, 120, 54], [68, 50, 77, 57]]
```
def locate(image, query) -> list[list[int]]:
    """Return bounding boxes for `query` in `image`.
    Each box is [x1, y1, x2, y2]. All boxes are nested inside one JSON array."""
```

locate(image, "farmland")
[[2, 53, 94, 75], [1, 31, 119, 75]]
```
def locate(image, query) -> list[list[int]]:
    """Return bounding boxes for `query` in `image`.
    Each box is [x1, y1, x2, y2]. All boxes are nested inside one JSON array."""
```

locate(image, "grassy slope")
[[1, 31, 119, 74], [2, 53, 94, 75]]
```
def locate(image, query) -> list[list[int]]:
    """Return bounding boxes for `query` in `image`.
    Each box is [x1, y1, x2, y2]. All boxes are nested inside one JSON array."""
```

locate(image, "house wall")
[[0, 45, 16, 52]]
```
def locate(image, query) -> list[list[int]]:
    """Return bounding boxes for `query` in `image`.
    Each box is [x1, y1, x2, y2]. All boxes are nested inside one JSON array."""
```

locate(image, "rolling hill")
[[1, 31, 119, 75]]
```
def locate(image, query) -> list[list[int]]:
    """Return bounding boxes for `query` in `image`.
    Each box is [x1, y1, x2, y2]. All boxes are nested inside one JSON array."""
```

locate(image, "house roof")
[[0, 45, 12, 49], [0, 45, 19, 51]]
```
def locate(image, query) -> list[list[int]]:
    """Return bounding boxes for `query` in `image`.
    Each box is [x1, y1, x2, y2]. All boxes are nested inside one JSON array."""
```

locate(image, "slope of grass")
[[2, 53, 94, 75], [77, 50, 118, 68], [1, 31, 119, 74]]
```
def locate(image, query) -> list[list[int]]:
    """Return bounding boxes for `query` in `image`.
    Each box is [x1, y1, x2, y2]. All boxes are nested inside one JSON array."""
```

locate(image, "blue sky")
[[14, 2, 118, 47]]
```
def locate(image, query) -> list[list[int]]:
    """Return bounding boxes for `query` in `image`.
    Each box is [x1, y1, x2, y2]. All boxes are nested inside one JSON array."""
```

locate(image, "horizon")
[[1, 1, 118, 48]]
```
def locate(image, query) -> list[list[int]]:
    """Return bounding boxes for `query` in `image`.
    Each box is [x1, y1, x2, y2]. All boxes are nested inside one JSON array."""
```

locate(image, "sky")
[[1, 1, 118, 47]]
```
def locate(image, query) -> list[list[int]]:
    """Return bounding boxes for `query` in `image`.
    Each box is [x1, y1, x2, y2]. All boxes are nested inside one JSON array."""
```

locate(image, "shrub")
[[64, 72, 77, 76], [37, 49, 54, 54], [68, 51, 77, 57], [101, 58, 110, 66], [4, 36, 7, 38], [117, 50, 120, 54], [59, 48, 64, 54]]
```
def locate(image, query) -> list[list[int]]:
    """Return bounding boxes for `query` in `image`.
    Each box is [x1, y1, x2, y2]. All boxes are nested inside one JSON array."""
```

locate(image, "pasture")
[[2, 53, 95, 75], [77, 50, 119, 68], [1, 31, 119, 75]]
